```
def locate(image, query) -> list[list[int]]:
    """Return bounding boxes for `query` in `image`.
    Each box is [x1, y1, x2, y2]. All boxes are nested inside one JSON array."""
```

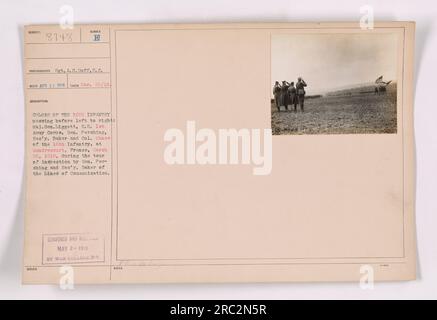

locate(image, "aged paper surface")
[[22, 22, 416, 284]]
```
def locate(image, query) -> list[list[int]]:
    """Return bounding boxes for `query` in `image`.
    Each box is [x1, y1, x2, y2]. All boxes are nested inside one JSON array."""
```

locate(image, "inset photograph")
[[271, 33, 398, 135]]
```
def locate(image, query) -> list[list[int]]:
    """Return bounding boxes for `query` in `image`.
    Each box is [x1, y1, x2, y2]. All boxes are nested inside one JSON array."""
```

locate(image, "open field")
[[271, 87, 397, 135]]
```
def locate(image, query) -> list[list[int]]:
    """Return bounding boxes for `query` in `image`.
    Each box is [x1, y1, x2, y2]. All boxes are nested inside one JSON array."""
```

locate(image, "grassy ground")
[[271, 88, 397, 135]]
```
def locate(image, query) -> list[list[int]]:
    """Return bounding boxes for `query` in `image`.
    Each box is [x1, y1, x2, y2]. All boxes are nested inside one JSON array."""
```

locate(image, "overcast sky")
[[271, 33, 398, 95]]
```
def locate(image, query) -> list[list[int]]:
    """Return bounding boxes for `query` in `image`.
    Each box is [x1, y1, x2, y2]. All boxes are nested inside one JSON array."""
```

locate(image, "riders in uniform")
[[279, 80, 290, 111], [273, 81, 281, 111], [296, 77, 307, 111], [288, 82, 297, 112]]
